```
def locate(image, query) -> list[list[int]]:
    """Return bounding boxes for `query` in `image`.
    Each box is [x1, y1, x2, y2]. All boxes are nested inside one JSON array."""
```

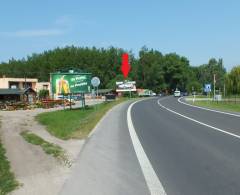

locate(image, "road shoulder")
[[60, 100, 150, 195]]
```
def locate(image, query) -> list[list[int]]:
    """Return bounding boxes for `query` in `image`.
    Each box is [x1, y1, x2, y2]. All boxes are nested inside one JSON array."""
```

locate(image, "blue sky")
[[0, 0, 239, 70]]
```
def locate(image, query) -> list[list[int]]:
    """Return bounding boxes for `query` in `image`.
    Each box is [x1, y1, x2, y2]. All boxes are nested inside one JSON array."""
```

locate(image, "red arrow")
[[121, 53, 131, 78]]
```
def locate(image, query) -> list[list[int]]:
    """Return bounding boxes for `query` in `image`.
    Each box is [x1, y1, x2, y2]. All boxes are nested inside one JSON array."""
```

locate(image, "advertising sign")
[[51, 73, 92, 95], [116, 81, 136, 92], [204, 84, 211, 93]]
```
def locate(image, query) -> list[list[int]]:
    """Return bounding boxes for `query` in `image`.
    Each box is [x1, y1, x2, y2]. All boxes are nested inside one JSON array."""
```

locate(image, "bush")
[[38, 90, 49, 100]]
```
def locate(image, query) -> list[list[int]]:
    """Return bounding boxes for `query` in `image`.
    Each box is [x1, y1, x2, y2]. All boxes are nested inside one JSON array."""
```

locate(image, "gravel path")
[[0, 99, 103, 195]]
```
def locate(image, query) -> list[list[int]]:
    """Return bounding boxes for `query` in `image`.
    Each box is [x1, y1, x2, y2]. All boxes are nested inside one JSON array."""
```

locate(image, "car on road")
[[181, 91, 188, 96], [174, 90, 181, 97]]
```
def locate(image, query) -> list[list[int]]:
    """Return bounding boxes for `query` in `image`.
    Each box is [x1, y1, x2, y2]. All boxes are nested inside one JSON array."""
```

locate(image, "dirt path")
[[0, 106, 85, 195]]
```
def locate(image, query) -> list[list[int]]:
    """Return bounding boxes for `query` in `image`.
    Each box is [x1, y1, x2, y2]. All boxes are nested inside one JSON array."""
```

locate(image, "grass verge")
[[20, 131, 70, 166], [189, 100, 240, 113], [36, 98, 129, 140], [0, 140, 19, 194]]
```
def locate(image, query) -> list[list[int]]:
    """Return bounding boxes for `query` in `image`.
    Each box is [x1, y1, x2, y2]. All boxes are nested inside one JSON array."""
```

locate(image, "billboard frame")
[[50, 72, 92, 98]]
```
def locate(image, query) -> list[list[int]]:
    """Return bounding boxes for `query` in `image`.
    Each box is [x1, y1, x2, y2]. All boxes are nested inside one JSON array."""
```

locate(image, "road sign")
[[91, 77, 100, 87], [116, 81, 136, 92], [204, 84, 211, 93]]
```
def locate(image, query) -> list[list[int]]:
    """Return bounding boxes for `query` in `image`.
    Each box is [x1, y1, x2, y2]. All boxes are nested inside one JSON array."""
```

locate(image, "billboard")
[[116, 81, 136, 92], [51, 73, 92, 95]]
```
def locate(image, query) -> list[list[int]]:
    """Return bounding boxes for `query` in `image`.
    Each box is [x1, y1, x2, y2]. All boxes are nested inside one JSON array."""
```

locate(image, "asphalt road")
[[60, 101, 150, 195], [131, 96, 240, 195]]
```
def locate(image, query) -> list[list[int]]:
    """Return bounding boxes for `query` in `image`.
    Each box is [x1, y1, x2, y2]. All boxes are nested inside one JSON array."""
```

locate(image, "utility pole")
[[224, 83, 226, 98], [24, 72, 27, 89], [213, 74, 216, 100]]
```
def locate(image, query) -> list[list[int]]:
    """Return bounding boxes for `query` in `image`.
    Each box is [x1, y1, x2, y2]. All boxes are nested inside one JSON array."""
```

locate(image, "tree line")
[[0, 45, 237, 95]]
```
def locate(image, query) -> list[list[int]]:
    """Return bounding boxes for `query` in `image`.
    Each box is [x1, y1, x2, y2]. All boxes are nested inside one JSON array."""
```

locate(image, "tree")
[[225, 66, 240, 95], [194, 58, 226, 91], [38, 89, 49, 99]]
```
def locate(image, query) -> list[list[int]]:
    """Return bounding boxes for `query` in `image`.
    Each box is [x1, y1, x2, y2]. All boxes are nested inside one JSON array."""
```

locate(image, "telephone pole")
[[213, 74, 216, 100]]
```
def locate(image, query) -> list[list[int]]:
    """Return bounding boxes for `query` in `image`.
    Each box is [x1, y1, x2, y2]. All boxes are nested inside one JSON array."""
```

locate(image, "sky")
[[0, 0, 240, 71]]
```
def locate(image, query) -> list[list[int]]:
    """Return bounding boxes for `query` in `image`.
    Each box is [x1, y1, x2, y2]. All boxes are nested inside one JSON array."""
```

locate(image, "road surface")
[[61, 97, 240, 195], [131, 97, 240, 195]]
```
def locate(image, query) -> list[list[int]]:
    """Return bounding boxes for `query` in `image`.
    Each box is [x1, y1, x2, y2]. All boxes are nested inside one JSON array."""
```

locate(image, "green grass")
[[20, 131, 69, 166], [188, 95, 212, 98], [0, 140, 19, 194], [36, 98, 129, 140], [190, 100, 240, 113]]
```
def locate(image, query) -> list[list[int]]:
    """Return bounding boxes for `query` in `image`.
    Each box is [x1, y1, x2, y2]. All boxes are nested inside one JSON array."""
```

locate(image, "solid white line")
[[127, 100, 166, 195], [178, 97, 240, 117], [157, 99, 240, 139]]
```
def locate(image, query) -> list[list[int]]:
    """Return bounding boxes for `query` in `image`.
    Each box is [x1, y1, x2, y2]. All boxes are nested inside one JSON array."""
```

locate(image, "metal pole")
[[97, 86, 98, 100], [83, 93, 85, 108], [213, 74, 216, 100], [224, 83, 226, 98], [24, 73, 27, 89], [69, 94, 72, 110]]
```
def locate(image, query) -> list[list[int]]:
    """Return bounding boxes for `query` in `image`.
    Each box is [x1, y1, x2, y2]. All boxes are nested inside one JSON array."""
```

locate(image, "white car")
[[174, 90, 181, 97]]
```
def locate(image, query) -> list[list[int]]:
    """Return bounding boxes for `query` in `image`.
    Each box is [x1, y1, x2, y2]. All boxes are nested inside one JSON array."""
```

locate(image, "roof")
[[0, 88, 36, 95], [0, 77, 38, 82]]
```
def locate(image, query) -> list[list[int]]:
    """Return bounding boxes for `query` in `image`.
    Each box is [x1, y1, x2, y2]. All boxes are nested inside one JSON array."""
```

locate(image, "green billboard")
[[51, 72, 92, 95]]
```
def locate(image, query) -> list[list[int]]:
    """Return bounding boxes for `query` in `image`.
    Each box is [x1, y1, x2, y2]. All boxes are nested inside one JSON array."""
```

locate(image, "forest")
[[0, 46, 238, 95]]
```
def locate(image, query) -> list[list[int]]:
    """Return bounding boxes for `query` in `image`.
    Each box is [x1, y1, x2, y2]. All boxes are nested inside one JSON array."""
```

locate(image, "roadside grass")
[[36, 98, 129, 140], [188, 95, 212, 98], [0, 139, 19, 194], [20, 131, 70, 166], [189, 100, 240, 113]]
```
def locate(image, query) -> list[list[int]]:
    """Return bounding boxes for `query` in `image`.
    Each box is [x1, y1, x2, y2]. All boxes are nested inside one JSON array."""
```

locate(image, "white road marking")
[[157, 99, 240, 139], [178, 97, 240, 117], [127, 100, 167, 195]]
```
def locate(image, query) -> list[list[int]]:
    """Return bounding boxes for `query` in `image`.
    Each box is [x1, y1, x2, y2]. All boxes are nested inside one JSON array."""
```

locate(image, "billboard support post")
[[69, 93, 72, 110]]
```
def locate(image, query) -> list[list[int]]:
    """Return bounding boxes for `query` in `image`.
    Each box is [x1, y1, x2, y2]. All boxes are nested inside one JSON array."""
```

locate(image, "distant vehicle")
[[138, 89, 155, 97], [174, 90, 181, 97], [181, 92, 188, 96], [151, 92, 157, 96]]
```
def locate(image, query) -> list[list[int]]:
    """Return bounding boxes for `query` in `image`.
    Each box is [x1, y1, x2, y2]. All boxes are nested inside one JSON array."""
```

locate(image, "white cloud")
[[0, 15, 74, 38], [55, 15, 73, 27], [0, 29, 65, 37]]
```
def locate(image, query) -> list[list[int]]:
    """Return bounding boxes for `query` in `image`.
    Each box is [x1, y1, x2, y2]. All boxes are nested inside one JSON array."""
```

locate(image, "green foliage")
[[0, 140, 19, 194], [186, 81, 202, 93], [225, 65, 240, 95], [38, 89, 49, 99], [0, 46, 230, 94], [194, 58, 226, 90]]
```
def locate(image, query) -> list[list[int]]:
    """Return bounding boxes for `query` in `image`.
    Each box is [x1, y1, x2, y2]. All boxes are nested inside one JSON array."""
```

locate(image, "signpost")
[[91, 77, 100, 97], [204, 83, 211, 100]]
